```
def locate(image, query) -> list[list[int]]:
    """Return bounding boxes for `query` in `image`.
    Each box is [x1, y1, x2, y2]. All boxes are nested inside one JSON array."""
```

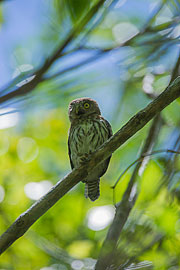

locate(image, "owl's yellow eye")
[[84, 103, 90, 109]]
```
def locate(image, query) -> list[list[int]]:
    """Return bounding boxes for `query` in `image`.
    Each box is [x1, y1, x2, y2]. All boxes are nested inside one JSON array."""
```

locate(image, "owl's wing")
[[103, 118, 113, 138], [98, 117, 113, 178], [68, 128, 74, 170]]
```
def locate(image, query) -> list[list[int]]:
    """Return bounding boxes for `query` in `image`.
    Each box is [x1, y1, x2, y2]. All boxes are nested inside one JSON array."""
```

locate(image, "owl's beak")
[[76, 106, 85, 115]]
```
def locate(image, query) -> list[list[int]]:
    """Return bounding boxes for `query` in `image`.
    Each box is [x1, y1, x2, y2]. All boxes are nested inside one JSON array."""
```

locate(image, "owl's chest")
[[72, 121, 96, 152], [70, 119, 107, 155]]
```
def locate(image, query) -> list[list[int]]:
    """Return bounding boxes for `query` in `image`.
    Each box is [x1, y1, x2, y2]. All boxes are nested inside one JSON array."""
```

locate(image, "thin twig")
[[44, 51, 106, 81], [170, 50, 180, 83], [120, 234, 163, 270], [112, 148, 180, 190]]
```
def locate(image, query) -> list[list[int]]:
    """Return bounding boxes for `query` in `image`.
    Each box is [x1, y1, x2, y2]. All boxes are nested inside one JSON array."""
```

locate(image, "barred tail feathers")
[[85, 179, 100, 201]]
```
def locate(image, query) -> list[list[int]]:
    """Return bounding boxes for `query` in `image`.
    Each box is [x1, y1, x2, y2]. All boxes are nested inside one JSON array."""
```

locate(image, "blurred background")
[[0, 0, 180, 269]]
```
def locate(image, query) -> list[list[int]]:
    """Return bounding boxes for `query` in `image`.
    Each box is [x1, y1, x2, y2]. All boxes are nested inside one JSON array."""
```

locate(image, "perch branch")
[[0, 76, 180, 254], [95, 114, 162, 270]]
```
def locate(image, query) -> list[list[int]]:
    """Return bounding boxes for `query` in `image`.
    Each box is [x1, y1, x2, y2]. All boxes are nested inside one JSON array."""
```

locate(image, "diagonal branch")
[[0, 76, 180, 255], [95, 114, 162, 270]]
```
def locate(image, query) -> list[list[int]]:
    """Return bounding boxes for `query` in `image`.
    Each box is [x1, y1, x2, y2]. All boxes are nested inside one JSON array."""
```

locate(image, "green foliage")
[[66, 0, 91, 22]]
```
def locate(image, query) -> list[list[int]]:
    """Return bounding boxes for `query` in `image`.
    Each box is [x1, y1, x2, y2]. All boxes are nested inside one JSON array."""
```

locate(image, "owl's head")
[[68, 98, 101, 122]]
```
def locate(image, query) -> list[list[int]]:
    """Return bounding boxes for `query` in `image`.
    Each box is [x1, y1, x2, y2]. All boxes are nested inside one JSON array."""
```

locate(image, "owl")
[[68, 97, 112, 201]]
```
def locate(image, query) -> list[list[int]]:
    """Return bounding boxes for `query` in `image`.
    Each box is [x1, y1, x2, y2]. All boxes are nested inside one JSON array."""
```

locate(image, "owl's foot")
[[79, 153, 90, 164]]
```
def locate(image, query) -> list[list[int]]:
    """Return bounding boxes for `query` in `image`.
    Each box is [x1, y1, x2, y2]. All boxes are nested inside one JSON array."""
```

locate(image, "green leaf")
[[66, 0, 91, 22]]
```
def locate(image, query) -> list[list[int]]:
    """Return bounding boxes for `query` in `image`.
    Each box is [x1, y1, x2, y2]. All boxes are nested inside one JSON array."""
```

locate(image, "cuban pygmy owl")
[[68, 97, 112, 201]]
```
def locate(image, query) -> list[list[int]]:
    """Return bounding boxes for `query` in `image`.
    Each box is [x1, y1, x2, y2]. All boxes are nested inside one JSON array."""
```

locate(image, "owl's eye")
[[84, 103, 90, 109]]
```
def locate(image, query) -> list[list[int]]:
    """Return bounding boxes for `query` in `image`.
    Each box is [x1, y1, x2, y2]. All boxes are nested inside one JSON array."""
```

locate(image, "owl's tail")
[[85, 179, 100, 201]]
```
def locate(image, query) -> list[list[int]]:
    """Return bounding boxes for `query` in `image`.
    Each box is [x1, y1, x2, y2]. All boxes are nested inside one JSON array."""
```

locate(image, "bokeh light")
[[112, 22, 139, 44], [0, 108, 19, 129], [24, 180, 53, 200], [0, 134, 9, 155], [143, 73, 155, 94], [154, 5, 173, 25], [67, 240, 93, 258], [71, 260, 84, 270], [12, 64, 34, 77], [0, 185, 5, 203], [12, 64, 35, 87], [87, 205, 115, 231], [17, 137, 39, 163], [83, 258, 96, 270]]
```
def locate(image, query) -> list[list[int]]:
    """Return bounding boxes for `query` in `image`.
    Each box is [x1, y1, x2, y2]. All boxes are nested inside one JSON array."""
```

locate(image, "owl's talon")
[[79, 154, 90, 164]]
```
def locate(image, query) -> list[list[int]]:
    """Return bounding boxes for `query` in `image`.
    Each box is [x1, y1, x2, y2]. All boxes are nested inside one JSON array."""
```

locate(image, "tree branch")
[[95, 114, 162, 270], [0, 76, 180, 254]]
